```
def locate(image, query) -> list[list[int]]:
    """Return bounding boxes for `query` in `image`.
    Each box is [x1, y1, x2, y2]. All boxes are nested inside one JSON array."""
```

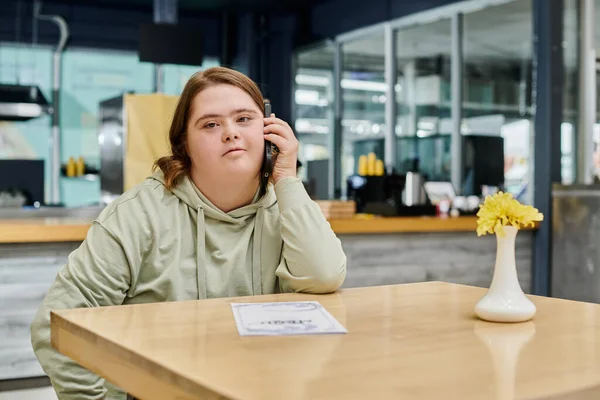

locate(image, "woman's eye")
[[204, 122, 218, 129], [238, 117, 251, 123]]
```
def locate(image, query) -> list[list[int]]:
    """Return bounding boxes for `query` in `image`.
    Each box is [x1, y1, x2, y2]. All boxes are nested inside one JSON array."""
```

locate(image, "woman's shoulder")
[[95, 177, 174, 227]]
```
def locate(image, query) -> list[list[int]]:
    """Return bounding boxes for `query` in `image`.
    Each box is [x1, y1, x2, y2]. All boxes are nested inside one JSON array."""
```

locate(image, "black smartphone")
[[262, 100, 274, 179]]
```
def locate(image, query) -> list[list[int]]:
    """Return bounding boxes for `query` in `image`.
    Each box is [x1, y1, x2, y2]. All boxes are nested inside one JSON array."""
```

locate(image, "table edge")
[[50, 310, 237, 400]]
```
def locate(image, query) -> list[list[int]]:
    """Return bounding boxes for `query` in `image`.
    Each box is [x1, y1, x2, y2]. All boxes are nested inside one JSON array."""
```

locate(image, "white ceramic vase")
[[475, 225, 536, 323]]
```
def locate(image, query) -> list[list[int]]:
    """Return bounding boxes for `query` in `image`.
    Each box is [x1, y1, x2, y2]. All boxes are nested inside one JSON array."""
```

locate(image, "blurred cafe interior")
[[2, 0, 600, 397]]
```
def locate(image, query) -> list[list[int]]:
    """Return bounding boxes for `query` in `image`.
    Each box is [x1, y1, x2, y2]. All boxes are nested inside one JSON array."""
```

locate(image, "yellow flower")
[[476, 191, 543, 237]]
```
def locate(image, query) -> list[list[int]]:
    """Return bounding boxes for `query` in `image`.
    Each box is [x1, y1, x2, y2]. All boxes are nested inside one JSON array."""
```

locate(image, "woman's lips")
[[224, 148, 245, 156]]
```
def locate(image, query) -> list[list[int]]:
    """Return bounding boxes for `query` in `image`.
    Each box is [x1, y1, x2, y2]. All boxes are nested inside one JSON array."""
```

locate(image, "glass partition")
[[341, 31, 386, 196], [562, 0, 579, 185], [294, 43, 334, 191], [463, 0, 533, 201], [290, 0, 578, 200], [594, 0, 600, 182], [394, 18, 452, 181]]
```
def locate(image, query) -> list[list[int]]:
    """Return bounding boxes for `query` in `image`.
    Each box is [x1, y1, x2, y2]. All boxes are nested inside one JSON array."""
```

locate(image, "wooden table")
[[51, 282, 600, 400]]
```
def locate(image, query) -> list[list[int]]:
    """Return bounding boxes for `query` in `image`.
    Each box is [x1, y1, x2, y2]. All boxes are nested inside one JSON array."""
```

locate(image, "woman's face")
[[186, 84, 264, 184]]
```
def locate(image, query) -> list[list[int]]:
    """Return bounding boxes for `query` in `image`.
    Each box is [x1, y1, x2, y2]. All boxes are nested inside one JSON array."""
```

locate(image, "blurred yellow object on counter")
[[66, 157, 76, 177], [367, 152, 376, 175], [76, 157, 85, 176], [358, 155, 368, 176], [357, 152, 385, 176], [375, 159, 384, 176]]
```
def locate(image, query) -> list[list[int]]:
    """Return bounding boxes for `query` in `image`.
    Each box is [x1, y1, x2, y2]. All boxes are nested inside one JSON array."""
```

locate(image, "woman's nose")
[[223, 123, 240, 141]]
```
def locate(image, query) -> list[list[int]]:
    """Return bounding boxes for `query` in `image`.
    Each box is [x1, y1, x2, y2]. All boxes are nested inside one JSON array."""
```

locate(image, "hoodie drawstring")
[[252, 206, 265, 295], [196, 206, 207, 299]]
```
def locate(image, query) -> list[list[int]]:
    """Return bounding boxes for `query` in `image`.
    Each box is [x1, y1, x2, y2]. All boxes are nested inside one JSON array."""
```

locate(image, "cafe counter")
[[0, 215, 535, 381], [0, 215, 497, 243]]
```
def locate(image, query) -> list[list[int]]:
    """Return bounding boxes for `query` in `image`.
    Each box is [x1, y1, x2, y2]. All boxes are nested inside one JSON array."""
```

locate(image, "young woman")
[[31, 66, 347, 400]]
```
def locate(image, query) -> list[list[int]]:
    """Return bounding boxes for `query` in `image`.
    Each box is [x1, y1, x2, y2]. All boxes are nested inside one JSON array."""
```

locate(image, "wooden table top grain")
[[51, 282, 600, 400]]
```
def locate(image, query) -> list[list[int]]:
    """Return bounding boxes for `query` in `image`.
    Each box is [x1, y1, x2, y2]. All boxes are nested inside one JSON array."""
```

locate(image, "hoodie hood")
[[149, 170, 280, 299], [150, 171, 277, 223]]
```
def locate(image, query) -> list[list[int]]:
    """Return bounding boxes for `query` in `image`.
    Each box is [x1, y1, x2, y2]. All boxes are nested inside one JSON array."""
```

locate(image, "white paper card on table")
[[230, 301, 347, 336]]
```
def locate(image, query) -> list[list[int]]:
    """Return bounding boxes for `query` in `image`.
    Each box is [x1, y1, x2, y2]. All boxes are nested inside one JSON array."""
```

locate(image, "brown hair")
[[154, 66, 267, 195]]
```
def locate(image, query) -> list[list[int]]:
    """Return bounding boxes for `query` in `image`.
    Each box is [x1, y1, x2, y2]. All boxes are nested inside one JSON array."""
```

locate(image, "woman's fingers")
[[263, 113, 298, 154], [264, 116, 292, 131], [264, 123, 297, 146], [263, 113, 299, 182], [264, 133, 288, 151], [263, 116, 295, 140]]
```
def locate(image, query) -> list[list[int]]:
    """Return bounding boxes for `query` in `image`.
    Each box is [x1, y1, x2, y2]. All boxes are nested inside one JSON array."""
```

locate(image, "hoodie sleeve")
[[30, 221, 133, 400], [274, 177, 347, 293]]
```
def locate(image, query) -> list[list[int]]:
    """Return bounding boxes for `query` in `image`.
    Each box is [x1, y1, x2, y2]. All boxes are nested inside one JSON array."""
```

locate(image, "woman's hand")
[[264, 113, 299, 184]]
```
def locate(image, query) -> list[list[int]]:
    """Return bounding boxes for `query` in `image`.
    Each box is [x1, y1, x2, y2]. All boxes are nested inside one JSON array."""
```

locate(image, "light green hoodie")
[[30, 172, 347, 400]]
